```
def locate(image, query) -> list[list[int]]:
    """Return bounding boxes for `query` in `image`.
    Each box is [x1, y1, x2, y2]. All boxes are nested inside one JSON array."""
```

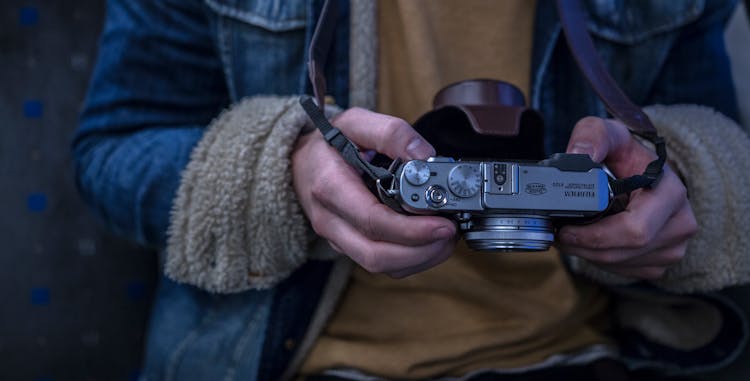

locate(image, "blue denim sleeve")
[[73, 0, 229, 248], [646, 0, 740, 121]]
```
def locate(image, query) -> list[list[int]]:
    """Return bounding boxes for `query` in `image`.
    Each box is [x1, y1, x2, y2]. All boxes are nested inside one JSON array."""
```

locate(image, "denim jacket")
[[73, 0, 740, 380]]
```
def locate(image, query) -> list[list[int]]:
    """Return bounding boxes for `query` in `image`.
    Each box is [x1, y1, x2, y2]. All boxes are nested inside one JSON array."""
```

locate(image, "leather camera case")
[[412, 79, 546, 161]]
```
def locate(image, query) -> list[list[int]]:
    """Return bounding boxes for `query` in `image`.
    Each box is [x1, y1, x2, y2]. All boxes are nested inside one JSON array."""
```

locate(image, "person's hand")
[[556, 117, 698, 279], [292, 107, 457, 278]]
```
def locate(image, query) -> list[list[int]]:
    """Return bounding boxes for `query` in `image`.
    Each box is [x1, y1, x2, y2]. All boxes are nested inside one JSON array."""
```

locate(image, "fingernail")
[[432, 226, 454, 240], [559, 232, 577, 245], [569, 142, 594, 157], [406, 137, 435, 160]]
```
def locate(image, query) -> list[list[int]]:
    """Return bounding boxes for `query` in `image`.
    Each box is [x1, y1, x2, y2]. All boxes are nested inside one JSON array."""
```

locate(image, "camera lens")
[[463, 215, 553, 252]]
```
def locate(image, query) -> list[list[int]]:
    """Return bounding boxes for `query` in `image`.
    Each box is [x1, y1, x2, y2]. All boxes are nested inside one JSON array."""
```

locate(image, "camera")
[[300, 78, 643, 252], [366, 80, 616, 252], [379, 153, 613, 251]]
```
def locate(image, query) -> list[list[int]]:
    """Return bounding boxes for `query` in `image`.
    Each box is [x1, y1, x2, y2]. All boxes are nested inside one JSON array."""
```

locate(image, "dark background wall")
[[0, 1, 157, 380]]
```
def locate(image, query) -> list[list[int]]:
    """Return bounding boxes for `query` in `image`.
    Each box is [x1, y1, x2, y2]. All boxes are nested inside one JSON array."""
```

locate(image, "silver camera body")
[[385, 153, 613, 251]]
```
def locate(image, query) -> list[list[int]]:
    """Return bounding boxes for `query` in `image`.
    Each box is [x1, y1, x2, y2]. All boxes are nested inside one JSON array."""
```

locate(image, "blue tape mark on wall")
[[127, 281, 146, 301], [31, 287, 51, 305], [27, 193, 48, 212], [24, 100, 43, 118], [19, 7, 39, 26]]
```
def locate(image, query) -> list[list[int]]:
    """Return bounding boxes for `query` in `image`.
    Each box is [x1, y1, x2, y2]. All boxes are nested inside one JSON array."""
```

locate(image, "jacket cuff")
[[165, 96, 320, 293], [570, 104, 750, 293]]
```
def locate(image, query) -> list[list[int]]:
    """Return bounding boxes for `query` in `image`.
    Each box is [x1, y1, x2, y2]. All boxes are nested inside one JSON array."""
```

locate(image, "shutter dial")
[[448, 164, 481, 198]]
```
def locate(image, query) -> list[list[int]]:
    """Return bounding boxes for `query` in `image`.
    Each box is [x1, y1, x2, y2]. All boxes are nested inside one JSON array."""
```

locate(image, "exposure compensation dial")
[[403, 160, 431, 186]]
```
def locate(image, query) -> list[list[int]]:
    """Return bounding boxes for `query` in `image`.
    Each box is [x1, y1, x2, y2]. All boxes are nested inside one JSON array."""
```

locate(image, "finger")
[[322, 211, 455, 274], [558, 167, 688, 252], [320, 191, 456, 246], [332, 107, 435, 160], [567, 117, 631, 162], [292, 133, 353, 213], [566, 117, 657, 177], [616, 241, 688, 268], [312, 163, 456, 246], [558, 201, 695, 265], [561, 240, 687, 269], [387, 237, 458, 278], [316, 196, 455, 278]]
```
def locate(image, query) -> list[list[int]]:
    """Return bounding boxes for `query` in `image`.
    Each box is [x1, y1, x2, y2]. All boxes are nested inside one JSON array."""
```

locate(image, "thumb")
[[566, 116, 657, 178], [332, 107, 435, 160], [566, 116, 630, 163]]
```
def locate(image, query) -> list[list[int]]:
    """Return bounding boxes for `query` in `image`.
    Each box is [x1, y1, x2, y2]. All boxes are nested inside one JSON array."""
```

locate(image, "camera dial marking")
[[403, 160, 431, 186], [448, 164, 481, 198]]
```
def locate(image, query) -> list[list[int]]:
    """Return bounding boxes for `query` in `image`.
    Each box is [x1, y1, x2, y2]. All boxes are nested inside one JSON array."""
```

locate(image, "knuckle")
[[310, 166, 339, 200], [310, 222, 327, 238], [384, 116, 410, 133], [624, 219, 652, 248], [684, 213, 699, 238], [407, 226, 430, 243], [359, 249, 385, 273], [310, 181, 329, 207], [364, 210, 385, 241], [307, 212, 330, 237], [309, 178, 329, 203], [398, 221, 435, 243], [662, 248, 685, 265], [311, 166, 352, 204], [585, 229, 608, 250], [308, 216, 324, 235], [381, 117, 412, 145]]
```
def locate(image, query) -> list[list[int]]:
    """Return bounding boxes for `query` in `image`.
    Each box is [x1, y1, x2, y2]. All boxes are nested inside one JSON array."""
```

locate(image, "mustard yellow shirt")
[[301, 1, 612, 378]]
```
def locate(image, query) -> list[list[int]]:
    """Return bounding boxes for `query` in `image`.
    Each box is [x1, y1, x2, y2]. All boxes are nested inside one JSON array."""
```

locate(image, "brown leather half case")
[[413, 79, 545, 160]]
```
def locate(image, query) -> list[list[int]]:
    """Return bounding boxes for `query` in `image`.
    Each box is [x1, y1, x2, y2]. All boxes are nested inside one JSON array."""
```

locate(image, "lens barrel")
[[463, 215, 554, 251]]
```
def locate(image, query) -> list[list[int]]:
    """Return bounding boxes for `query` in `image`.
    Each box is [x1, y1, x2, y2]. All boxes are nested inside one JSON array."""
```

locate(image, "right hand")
[[291, 107, 457, 278]]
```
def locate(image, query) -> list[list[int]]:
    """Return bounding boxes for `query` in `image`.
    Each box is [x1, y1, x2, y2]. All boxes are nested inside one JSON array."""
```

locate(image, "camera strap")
[[556, 0, 667, 194], [301, 0, 667, 196], [300, 95, 393, 183], [307, 0, 337, 117], [301, 0, 394, 184]]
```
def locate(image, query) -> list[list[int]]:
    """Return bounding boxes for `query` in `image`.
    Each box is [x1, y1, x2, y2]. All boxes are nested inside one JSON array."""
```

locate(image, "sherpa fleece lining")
[[165, 96, 327, 292]]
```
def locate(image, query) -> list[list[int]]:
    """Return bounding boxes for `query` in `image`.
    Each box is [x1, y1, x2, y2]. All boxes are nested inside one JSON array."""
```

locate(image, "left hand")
[[556, 117, 698, 279]]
